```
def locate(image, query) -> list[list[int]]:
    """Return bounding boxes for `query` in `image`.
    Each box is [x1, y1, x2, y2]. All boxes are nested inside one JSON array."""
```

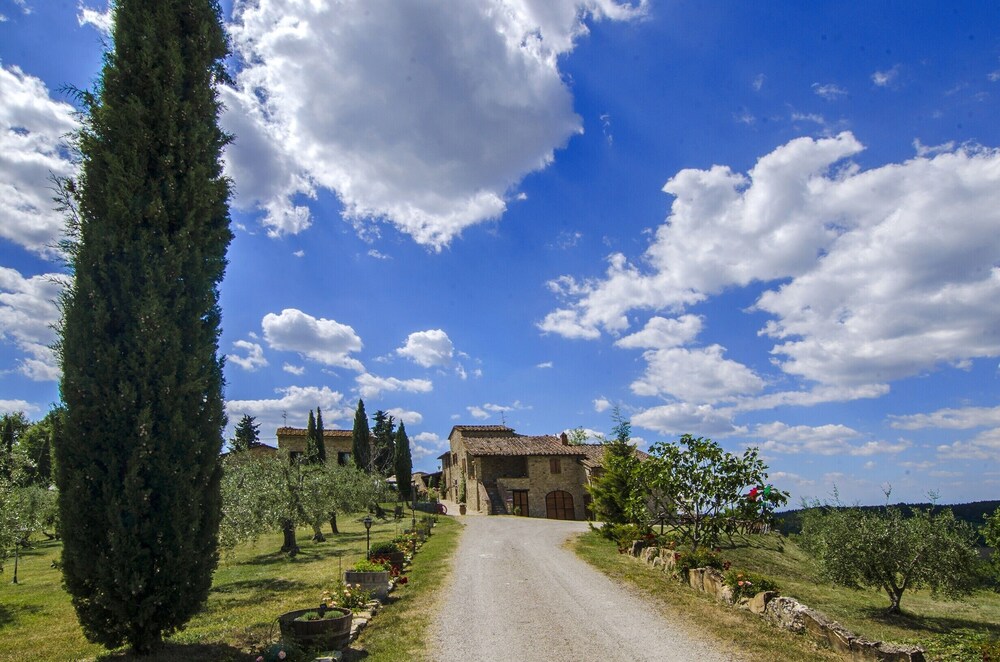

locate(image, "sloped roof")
[[450, 425, 516, 439], [276, 427, 352, 438], [463, 435, 588, 457]]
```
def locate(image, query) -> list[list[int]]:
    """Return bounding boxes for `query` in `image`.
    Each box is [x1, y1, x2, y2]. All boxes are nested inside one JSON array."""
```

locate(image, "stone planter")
[[344, 569, 390, 601], [278, 607, 352, 651]]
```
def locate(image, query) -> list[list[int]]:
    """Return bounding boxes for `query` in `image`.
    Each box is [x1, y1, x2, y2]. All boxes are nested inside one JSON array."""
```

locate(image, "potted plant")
[[277, 591, 353, 652], [344, 557, 390, 601], [369, 540, 405, 570], [458, 472, 467, 515]]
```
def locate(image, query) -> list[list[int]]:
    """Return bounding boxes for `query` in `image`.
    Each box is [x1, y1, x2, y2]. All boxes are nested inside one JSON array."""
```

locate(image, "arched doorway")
[[545, 490, 575, 520]]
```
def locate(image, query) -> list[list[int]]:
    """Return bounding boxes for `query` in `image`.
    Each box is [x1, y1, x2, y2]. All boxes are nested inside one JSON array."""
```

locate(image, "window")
[[549, 457, 561, 474], [337, 451, 351, 466]]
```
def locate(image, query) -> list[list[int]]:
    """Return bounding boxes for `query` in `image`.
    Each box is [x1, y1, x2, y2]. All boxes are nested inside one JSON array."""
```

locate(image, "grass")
[[0, 513, 461, 662], [572, 528, 1000, 661], [572, 530, 842, 662], [714, 533, 1000, 661]]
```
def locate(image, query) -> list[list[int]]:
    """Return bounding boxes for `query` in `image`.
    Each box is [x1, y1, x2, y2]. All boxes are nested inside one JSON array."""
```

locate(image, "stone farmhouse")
[[438, 425, 637, 520], [275, 426, 354, 465]]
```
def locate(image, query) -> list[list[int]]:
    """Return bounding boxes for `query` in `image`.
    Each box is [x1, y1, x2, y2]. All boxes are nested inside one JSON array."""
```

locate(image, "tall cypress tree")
[[305, 409, 319, 463], [56, 0, 231, 653], [351, 399, 372, 473], [394, 422, 412, 502], [315, 407, 326, 464], [371, 409, 395, 475]]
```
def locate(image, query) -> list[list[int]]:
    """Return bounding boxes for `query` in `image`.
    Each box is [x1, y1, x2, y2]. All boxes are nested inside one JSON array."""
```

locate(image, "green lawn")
[[572, 529, 1000, 661], [0, 514, 461, 662]]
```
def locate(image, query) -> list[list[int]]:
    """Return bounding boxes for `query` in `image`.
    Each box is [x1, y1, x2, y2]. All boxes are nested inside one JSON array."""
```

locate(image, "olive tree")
[[641, 434, 786, 552], [802, 502, 980, 613]]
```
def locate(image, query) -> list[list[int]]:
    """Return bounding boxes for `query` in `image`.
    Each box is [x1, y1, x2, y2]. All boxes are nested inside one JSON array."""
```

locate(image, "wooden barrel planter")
[[344, 569, 390, 601], [278, 607, 352, 651], [372, 550, 405, 570]]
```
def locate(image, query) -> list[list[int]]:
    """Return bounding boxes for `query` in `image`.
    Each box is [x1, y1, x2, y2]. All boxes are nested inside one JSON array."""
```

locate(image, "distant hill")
[[775, 500, 1000, 543]]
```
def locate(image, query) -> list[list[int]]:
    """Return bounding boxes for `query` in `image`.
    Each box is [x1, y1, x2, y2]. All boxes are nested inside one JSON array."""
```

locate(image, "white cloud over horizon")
[[397, 329, 454, 368], [262, 308, 364, 372], [0, 267, 63, 381]]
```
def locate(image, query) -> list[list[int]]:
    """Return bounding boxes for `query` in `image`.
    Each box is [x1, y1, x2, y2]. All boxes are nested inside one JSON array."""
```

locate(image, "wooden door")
[[512, 490, 529, 516], [545, 490, 575, 520]]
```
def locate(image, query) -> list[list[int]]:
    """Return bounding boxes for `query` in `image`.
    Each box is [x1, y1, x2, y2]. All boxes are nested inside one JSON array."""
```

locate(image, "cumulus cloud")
[[753, 422, 909, 456], [937, 427, 1000, 460], [615, 315, 702, 349], [536, 361, 554, 369], [226, 385, 346, 437], [632, 402, 746, 438], [397, 329, 454, 368], [872, 65, 900, 87], [223, 0, 645, 248], [227, 339, 268, 372], [356, 373, 433, 400], [466, 400, 528, 421], [0, 267, 63, 381], [0, 65, 78, 256], [888, 404, 1000, 430], [387, 407, 423, 426], [0, 399, 39, 416], [593, 397, 611, 413], [282, 363, 305, 376], [77, 2, 112, 34], [542, 133, 1000, 401], [262, 308, 364, 372], [411, 431, 448, 461], [629, 345, 764, 403]]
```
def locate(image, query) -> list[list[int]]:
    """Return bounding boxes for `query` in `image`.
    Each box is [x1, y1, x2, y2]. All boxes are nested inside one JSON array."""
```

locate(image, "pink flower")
[[738, 580, 745, 587], [278, 652, 286, 660], [256, 657, 264, 662]]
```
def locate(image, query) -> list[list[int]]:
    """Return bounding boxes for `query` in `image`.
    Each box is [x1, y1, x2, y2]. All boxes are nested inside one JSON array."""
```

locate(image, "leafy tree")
[[17, 408, 63, 487], [641, 435, 786, 552], [587, 408, 645, 527], [394, 422, 413, 502], [983, 506, 1000, 580], [230, 414, 261, 453], [305, 409, 320, 464], [371, 409, 396, 475], [315, 407, 327, 464], [352, 399, 372, 473], [218, 453, 283, 550], [802, 500, 980, 613], [56, 0, 231, 653], [0, 412, 29, 481]]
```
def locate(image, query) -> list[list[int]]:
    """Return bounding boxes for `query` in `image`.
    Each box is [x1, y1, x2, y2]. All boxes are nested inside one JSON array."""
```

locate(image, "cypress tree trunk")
[[56, 0, 231, 653]]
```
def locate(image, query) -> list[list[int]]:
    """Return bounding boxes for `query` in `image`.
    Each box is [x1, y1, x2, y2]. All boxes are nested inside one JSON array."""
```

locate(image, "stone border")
[[630, 541, 926, 662]]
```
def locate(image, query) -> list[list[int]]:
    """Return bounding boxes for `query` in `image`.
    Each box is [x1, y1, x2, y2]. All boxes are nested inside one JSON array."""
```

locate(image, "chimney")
[[560, 432, 569, 445]]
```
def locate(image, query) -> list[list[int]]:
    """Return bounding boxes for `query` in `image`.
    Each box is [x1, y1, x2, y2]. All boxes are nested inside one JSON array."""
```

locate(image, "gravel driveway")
[[432, 516, 739, 661]]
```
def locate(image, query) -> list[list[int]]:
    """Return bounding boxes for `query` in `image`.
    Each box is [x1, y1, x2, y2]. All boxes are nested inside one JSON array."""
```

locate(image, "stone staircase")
[[485, 483, 507, 515]]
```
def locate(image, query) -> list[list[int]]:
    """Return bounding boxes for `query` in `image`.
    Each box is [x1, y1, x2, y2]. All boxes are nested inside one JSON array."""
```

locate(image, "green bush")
[[724, 569, 780, 601], [675, 548, 723, 573], [599, 522, 650, 551], [352, 558, 390, 572], [369, 541, 401, 555]]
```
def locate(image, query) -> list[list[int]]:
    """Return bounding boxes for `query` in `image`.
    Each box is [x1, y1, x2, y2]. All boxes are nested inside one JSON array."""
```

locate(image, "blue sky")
[[2, 0, 999, 505]]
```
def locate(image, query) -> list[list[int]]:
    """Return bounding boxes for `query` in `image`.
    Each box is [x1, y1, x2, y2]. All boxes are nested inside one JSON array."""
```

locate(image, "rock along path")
[[432, 515, 740, 662]]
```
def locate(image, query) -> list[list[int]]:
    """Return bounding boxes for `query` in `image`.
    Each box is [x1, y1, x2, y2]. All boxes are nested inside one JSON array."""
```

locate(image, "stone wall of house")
[[521, 456, 589, 520], [628, 543, 926, 662]]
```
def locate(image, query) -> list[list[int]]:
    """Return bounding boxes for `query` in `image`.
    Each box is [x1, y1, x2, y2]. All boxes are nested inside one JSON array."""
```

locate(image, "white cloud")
[[888, 404, 1000, 430], [542, 133, 1000, 400], [0, 65, 79, 256], [0, 399, 39, 415], [224, 0, 645, 249], [466, 400, 528, 421], [262, 308, 364, 371], [356, 373, 433, 400], [989, 70, 1000, 83], [872, 65, 900, 87], [77, 2, 112, 34], [227, 339, 268, 372], [752, 74, 765, 91], [615, 315, 702, 350], [282, 363, 305, 376], [753, 422, 909, 456], [632, 402, 746, 438], [411, 431, 447, 461], [368, 249, 390, 260], [387, 407, 423, 426], [226, 385, 346, 437], [630, 345, 764, 403], [0, 267, 63, 381], [536, 361, 553, 369], [812, 82, 847, 100], [937, 427, 1000, 460], [397, 329, 454, 368], [593, 397, 610, 413]]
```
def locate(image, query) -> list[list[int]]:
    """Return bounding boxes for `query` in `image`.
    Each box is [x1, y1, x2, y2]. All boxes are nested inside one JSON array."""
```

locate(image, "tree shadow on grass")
[[212, 578, 304, 595], [0, 602, 44, 628], [865, 607, 1000, 636], [94, 641, 250, 662]]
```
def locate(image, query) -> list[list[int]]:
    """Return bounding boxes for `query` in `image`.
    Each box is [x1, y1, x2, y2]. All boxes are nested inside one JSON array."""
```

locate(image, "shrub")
[[724, 569, 780, 601], [600, 522, 650, 551], [674, 548, 723, 574], [352, 558, 390, 572], [369, 541, 401, 556]]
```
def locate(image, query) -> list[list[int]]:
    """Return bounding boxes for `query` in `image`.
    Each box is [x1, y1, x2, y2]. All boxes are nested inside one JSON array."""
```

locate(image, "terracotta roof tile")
[[276, 427, 352, 437], [463, 435, 587, 457]]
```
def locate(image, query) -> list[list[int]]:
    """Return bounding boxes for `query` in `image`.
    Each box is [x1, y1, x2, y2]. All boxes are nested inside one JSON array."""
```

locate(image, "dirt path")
[[431, 516, 740, 661]]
